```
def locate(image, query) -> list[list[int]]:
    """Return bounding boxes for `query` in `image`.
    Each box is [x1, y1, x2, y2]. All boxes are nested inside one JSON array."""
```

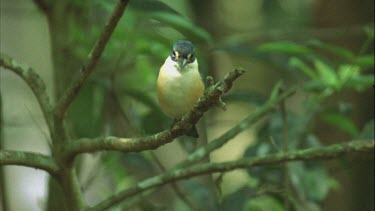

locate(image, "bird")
[[157, 40, 204, 137]]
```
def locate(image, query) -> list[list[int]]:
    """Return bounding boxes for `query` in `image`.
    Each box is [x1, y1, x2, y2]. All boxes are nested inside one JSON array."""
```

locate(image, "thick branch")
[[89, 140, 374, 210], [62, 68, 246, 162], [54, 0, 130, 118], [0, 53, 53, 131], [0, 150, 58, 176]]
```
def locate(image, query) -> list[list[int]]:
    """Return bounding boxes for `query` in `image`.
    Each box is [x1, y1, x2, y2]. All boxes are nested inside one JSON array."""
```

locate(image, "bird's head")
[[170, 40, 196, 69]]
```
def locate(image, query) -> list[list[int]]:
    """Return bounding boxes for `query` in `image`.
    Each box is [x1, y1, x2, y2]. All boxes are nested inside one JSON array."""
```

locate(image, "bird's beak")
[[177, 58, 187, 69]]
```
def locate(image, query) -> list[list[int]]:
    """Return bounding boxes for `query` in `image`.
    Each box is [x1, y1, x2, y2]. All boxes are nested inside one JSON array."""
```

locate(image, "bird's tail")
[[186, 125, 199, 138]]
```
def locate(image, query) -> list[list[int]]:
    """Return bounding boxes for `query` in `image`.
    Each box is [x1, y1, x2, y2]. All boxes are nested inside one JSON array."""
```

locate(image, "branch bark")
[[89, 140, 374, 210], [0, 150, 58, 176], [0, 53, 53, 132], [62, 68, 246, 161], [54, 0, 130, 119]]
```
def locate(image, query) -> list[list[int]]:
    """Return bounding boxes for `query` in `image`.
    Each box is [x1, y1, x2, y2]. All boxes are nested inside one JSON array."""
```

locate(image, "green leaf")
[[129, 0, 179, 14], [269, 81, 283, 102], [246, 195, 284, 211], [321, 112, 359, 137], [149, 12, 212, 43], [338, 64, 360, 82], [257, 41, 312, 55], [129, 0, 212, 43], [289, 57, 318, 79], [307, 39, 355, 61], [314, 60, 339, 89], [353, 54, 374, 68], [303, 80, 328, 92], [345, 74, 374, 91]]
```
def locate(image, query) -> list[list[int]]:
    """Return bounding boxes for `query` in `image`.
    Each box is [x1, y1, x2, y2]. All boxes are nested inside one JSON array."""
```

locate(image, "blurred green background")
[[0, 0, 374, 210]]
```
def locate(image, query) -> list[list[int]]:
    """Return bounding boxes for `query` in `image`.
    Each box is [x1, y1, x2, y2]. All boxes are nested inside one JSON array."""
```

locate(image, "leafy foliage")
[[78, 3, 373, 210], [36, 0, 374, 210], [235, 30, 373, 211]]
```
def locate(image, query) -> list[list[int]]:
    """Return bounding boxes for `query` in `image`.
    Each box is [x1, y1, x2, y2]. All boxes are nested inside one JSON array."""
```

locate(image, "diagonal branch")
[[89, 140, 374, 211], [54, 0, 130, 119], [62, 68, 245, 162], [87, 83, 296, 207], [0, 53, 53, 132], [177, 84, 296, 168], [0, 150, 59, 176]]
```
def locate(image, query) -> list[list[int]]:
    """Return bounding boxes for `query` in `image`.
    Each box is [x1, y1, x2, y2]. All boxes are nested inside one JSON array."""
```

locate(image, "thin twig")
[[54, 0, 130, 119], [0, 53, 53, 132], [88, 140, 374, 210], [0, 150, 59, 176]]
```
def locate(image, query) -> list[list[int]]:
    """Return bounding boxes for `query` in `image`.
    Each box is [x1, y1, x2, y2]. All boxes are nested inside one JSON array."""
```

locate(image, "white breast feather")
[[158, 57, 202, 118]]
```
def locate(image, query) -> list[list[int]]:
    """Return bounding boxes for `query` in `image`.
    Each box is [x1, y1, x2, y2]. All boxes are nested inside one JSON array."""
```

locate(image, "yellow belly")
[[157, 66, 204, 118]]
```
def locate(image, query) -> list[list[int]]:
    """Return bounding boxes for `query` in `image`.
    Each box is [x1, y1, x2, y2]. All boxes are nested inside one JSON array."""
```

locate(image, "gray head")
[[170, 40, 196, 68]]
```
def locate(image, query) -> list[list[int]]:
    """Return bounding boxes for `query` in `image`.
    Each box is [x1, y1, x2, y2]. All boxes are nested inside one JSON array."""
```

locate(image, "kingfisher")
[[157, 40, 204, 137]]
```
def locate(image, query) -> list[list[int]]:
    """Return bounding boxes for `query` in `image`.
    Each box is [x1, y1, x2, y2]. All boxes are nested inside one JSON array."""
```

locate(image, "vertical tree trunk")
[[45, 2, 81, 210]]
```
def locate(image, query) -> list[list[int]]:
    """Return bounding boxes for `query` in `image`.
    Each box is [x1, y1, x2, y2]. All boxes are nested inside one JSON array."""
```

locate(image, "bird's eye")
[[172, 51, 179, 58], [188, 53, 195, 60]]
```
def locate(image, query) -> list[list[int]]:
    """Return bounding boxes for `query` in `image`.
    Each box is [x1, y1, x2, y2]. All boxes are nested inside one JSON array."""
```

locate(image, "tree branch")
[[54, 0, 130, 119], [0, 53, 53, 132], [62, 68, 246, 162], [89, 140, 374, 210], [177, 84, 296, 168], [0, 150, 58, 176], [87, 83, 295, 208]]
